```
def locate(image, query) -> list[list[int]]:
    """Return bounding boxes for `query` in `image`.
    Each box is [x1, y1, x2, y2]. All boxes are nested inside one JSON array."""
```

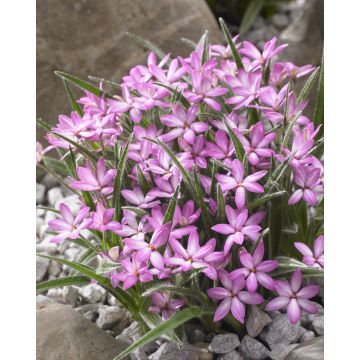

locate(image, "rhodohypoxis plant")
[[36, 20, 324, 360]]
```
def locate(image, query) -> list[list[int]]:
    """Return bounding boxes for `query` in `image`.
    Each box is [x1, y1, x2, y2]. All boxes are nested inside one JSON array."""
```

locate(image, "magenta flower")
[[236, 122, 275, 166], [226, 70, 262, 110], [212, 206, 263, 255], [52, 111, 93, 139], [147, 170, 181, 199], [229, 242, 278, 291], [160, 104, 208, 143], [288, 166, 322, 206], [265, 270, 319, 324], [149, 291, 186, 320], [150, 58, 187, 87], [240, 37, 287, 69], [117, 254, 153, 289], [117, 209, 152, 241], [123, 222, 172, 270], [216, 159, 267, 209], [48, 203, 92, 244], [121, 186, 160, 209], [294, 235, 324, 268], [80, 113, 119, 140], [147, 148, 175, 180], [204, 130, 235, 166], [172, 200, 201, 238], [166, 230, 224, 280], [70, 158, 116, 195], [36, 141, 54, 164], [89, 203, 122, 233], [178, 136, 208, 170], [207, 270, 264, 323]]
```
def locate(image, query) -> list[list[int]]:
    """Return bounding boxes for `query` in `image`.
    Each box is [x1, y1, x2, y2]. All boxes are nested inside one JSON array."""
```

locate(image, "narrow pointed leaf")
[[219, 17, 243, 68], [42, 156, 69, 177], [216, 183, 226, 223], [113, 307, 204, 360], [239, 0, 265, 34], [162, 185, 180, 224], [121, 206, 147, 217], [55, 71, 112, 98], [297, 67, 320, 104], [223, 119, 246, 163], [126, 32, 166, 59], [249, 191, 287, 209], [63, 79, 83, 116], [313, 52, 324, 128], [37, 276, 90, 293]]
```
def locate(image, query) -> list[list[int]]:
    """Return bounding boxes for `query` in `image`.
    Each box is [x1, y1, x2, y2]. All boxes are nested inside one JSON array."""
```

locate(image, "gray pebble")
[[36, 257, 49, 282], [63, 286, 79, 307], [121, 321, 142, 340], [218, 350, 244, 360], [311, 316, 324, 335], [272, 14, 289, 29], [47, 187, 63, 207], [208, 333, 240, 354], [47, 260, 62, 277], [36, 183, 46, 204], [83, 310, 98, 322], [42, 173, 60, 189], [239, 335, 270, 360], [79, 284, 107, 304], [300, 303, 324, 327], [268, 343, 298, 360], [246, 305, 272, 338], [188, 328, 206, 344], [300, 331, 315, 342]]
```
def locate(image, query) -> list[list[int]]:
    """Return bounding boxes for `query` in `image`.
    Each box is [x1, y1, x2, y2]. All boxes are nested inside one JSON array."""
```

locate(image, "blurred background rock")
[[37, 0, 323, 147]]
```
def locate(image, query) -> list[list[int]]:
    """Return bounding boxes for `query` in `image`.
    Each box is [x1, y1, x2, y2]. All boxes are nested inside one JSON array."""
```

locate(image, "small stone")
[[55, 194, 81, 213], [37, 208, 45, 217], [246, 305, 272, 338], [149, 342, 200, 360], [218, 350, 244, 360], [311, 316, 324, 336], [300, 303, 324, 327], [143, 341, 160, 355], [47, 288, 64, 303], [36, 235, 58, 255], [285, 336, 324, 360], [63, 286, 79, 307], [239, 335, 270, 360], [107, 293, 118, 306], [121, 321, 142, 340], [188, 328, 206, 344], [36, 183, 46, 204], [47, 187, 63, 206], [36, 257, 49, 282], [300, 331, 315, 342], [36, 217, 45, 237], [272, 14, 289, 29], [268, 343, 298, 360], [260, 314, 303, 349], [75, 303, 102, 315], [96, 305, 127, 330], [193, 342, 213, 360], [208, 333, 240, 354], [130, 347, 149, 360], [83, 310, 98, 322], [48, 260, 62, 277], [64, 247, 81, 261], [42, 173, 60, 189], [80, 284, 107, 304]]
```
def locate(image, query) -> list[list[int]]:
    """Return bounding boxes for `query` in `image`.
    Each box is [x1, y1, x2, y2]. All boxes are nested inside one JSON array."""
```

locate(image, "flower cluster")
[[39, 35, 323, 327]]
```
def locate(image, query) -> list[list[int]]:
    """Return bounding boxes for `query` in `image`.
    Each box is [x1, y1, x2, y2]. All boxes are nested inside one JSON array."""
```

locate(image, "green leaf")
[[113, 134, 133, 220], [42, 156, 69, 177], [239, 0, 265, 34], [249, 191, 287, 209], [37, 276, 90, 293], [219, 18, 243, 68], [69, 248, 97, 276], [193, 167, 213, 236], [142, 284, 204, 300], [272, 256, 324, 279], [181, 37, 197, 49], [198, 30, 209, 65], [216, 183, 226, 223], [223, 119, 246, 163], [136, 164, 151, 194], [163, 185, 180, 224], [113, 307, 204, 360], [55, 71, 112, 98], [121, 206, 147, 217], [62, 79, 83, 116], [297, 67, 320, 104], [210, 161, 219, 199], [140, 313, 181, 343], [251, 227, 270, 254], [153, 82, 190, 108], [36, 253, 137, 312], [51, 132, 99, 162], [36, 118, 52, 132], [126, 32, 166, 59], [313, 52, 324, 129]]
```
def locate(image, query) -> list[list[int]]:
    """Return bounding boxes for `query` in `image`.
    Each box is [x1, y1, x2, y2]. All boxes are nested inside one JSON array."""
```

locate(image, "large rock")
[[279, 0, 323, 66], [285, 336, 324, 360], [37, 302, 130, 360], [36, 0, 222, 145]]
